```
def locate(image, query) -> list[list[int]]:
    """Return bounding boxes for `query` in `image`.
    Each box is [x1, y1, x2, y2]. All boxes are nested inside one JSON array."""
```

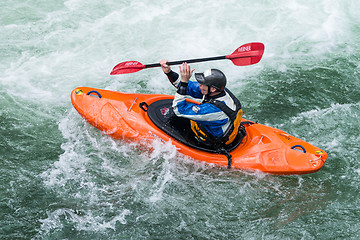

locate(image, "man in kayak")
[[160, 61, 244, 147]]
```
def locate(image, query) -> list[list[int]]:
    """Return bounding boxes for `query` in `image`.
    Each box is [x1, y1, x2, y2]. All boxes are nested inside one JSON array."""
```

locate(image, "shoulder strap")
[[207, 89, 243, 144], [209, 88, 241, 121]]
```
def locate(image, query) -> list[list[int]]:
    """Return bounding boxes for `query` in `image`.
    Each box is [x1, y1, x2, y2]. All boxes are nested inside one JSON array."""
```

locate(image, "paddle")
[[110, 42, 264, 75]]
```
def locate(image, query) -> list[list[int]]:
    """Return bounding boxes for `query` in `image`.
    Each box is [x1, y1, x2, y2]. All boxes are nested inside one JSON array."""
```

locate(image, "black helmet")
[[195, 69, 227, 91]]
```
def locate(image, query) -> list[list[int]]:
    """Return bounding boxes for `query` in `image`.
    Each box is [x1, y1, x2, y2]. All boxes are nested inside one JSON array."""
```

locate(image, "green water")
[[1, 0, 360, 239]]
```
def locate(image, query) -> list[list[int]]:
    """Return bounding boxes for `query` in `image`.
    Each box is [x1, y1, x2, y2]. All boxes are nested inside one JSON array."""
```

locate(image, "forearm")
[[165, 70, 181, 88]]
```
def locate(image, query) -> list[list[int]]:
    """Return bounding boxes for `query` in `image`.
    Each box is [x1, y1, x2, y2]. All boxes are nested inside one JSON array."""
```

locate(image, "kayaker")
[[160, 60, 244, 147]]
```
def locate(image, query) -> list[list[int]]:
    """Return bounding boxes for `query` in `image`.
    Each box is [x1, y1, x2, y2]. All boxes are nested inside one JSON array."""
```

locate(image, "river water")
[[1, 0, 360, 239]]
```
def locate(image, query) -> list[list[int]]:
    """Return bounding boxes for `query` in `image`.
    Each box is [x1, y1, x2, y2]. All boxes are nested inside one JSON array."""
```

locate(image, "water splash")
[[2, 0, 360, 239]]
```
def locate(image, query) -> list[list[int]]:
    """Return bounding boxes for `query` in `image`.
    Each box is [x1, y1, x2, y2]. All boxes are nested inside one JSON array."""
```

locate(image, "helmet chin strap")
[[206, 85, 221, 97], [206, 86, 211, 98]]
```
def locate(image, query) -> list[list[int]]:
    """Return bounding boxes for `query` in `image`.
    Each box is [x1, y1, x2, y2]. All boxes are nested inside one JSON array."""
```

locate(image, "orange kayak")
[[71, 87, 327, 174]]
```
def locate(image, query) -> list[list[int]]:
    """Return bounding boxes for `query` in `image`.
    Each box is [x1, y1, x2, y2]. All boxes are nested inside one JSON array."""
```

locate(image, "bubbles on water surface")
[[2, 0, 360, 238]]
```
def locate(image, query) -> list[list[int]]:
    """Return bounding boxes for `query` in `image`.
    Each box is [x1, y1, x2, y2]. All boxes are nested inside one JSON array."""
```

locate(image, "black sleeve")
[[176, 82, 188, 95], [165, 70, 179, 85]]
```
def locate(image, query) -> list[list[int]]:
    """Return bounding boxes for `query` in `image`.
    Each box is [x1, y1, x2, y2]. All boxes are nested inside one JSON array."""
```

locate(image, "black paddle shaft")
[[144, 55, 227, 68]]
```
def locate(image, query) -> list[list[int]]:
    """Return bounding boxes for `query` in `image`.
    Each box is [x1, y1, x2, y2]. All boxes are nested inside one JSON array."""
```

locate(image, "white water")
[[2, 0, 360, 239]]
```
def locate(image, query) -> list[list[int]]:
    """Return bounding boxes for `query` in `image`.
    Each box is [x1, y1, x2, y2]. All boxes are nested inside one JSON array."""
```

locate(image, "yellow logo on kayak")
[[315, 150, 324, 155], [75, 89, 83, 95]]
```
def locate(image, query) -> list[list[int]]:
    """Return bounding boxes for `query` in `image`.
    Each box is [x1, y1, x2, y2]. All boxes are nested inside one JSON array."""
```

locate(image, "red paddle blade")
[[226, 42, 265, 66], [110, 61, 145, 75]]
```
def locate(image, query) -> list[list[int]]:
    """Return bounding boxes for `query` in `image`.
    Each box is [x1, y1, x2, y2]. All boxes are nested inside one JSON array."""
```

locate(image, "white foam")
[[2, 1, 360, 238], [38, 208, 131, 236], [3, 0, 359, 111]]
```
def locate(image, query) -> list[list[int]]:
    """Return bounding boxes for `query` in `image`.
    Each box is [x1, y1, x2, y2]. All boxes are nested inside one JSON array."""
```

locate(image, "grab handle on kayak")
[[291, 145, 306, 153], [87, 90, 102, 98], [139, 102, 148, 112]]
